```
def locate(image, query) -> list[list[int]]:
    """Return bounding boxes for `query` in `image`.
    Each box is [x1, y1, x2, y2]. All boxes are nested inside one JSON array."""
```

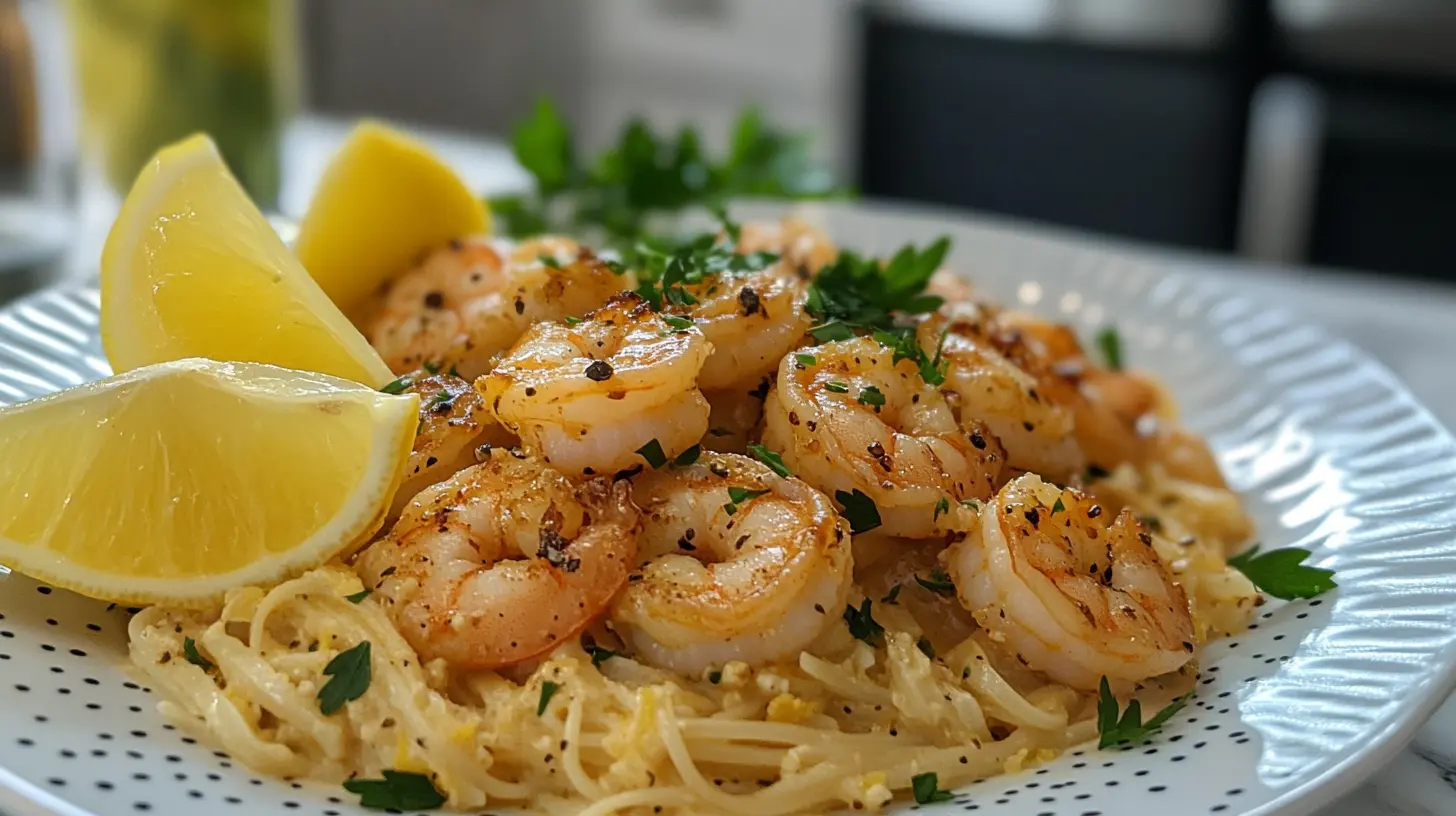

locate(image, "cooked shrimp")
[[480, 292, 713, 476], [366, 236, 626, 378], [736, 217, 839, 277], [391, 372, 515, 516], [611, 453, 852, 673], [761, 335, 1004, 538], [665, 266, 811, 391], [921, 312, 1084, 481], [355, 447, 639, 670], [944, 473, 1195, 691], [701, 385, 767, 454]]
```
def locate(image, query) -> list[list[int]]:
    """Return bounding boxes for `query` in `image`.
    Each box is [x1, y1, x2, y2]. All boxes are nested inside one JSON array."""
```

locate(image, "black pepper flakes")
[[423, 291, 444, 309], [585, 360, 614, 382], [737, 286, 762, 316]]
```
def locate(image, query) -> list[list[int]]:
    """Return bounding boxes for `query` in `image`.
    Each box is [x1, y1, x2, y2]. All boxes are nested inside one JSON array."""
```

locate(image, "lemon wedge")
[[0, 359, 417, 607], [294, 121, 489, 315], [101, 134, 394, 387]]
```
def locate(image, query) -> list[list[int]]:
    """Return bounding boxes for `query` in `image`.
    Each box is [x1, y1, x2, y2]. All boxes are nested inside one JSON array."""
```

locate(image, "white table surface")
[[47, 114, 1456, 816]]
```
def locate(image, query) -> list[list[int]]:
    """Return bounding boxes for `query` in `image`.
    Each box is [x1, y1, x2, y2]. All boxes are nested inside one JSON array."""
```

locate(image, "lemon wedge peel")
[[100, 133, 394, 387], [294, 120, 489, 315], [0, 359, 418, 608]]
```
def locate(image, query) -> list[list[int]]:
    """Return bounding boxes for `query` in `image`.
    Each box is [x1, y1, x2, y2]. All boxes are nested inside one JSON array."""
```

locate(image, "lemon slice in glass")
[[0, 358, 417, 607], [101, 134, 394, 387], [294, 121, 490, 316]]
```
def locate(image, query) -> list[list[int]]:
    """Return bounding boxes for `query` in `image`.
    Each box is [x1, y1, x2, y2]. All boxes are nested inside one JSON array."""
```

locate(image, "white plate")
[[2, 201, 1456, 816]]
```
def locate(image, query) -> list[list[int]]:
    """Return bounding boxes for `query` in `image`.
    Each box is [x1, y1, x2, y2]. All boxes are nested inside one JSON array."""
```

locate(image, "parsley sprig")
[[842, 599, 884, 646], [805, 239, 949, 334], [1096, 677, 1191, 748], [1227, 545, 1337, 600], [630, 214, 778, 310], [318, 641, 371, 715], [489, 99, 847, 244], [911, 771, 954, 804]]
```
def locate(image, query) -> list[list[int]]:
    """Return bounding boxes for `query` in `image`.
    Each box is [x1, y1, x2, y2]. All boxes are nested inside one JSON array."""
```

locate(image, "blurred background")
[[3, 0, 1456, 291]]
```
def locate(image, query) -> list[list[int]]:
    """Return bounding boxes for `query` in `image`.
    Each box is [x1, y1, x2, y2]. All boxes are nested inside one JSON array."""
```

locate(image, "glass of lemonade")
[[65, 0, 298, 210]]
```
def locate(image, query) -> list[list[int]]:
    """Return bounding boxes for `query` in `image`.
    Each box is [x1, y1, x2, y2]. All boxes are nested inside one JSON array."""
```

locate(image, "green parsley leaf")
[[723, 486, 771, 516], [842, 598, 884, 646], [345, 589, 371, 604], [512, 97, 575, 197], [635, 438, 668, 469], [183, 637, 212, 671], [318, 641, 371, 715], [835, 489, 882, 534], [537, 680, 562, 716], [1227, 545, 1337, 600], [917, 637, 936, 659], [485, 193, 551, 238], [1051, 497, 1066, 515], [707, 670, 722, 685], [805, 238, 950, 337], [421, 360, 440, 375], [587, 646, 619, 668], [933, 496, 950, 520], [747, 444, 792, 478], [1096, 677, 1191, 748], [858, 385, 887, 408], [673, 444, 702, 467], [915, 569, 956, 596], [794, 352, 817, 366], [1096, 326, 1124, 371], [564, 315, 583, 327], [960, 498, 980, 510], [661, 314, 695, 331], [808, 320, 857, 343], [343, 769, 447, 812], [872, 327, 947, 387], [911, 772, 954, 804], [881, 584, 902, 605], [379, 374, 412, 395], [823, 380, 850, 393], [538, 255, 563, 269]]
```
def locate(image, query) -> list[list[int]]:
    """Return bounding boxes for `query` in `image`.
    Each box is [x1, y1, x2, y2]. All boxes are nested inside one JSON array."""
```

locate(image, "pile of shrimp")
[[130, 219, 1261, 815]]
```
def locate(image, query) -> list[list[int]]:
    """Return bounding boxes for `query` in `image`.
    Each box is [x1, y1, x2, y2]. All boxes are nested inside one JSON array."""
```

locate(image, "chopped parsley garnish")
[[661, 314, 695, 331], [794, 352, 817, 366], [805, 238, 950, 334], [630, 216, 779, 310], [881, 584, 902, 604], [488, 99, 846, 244], [1096, 677, 1191, 748], [915, 569, 956, 596], [1051, 497, 1066, 515], [586, 646, 619, 668], [911, 772, 954, 804], [835, 489, 882, 534], [379, 374, 413, 395], [807, 320, 856, 343], [537, 680, 562, 715], [182, 637, 212, 671], [823, 380, 850, 393], [538, 255, 563, 269], [343, 770, 447, 812], [421, 360, 440, 375], [723, 486, 771, 515], [673, 444, 702, 467], [564, 315, 583, 327], [916, 637, 936, 659], [707, 670, 722, 685], [872, 327, 948, 386], [933, 496, 950, 520], [635, 438, 668, 469], [858, 385, 886, 408], [747, 444, 792, 478], [842, 598, 884, 646], [1227, 545, 1337, 600], [345, 589, 371, 604], [318, 641, 371, 715], [1096, 326, 1124, 371]]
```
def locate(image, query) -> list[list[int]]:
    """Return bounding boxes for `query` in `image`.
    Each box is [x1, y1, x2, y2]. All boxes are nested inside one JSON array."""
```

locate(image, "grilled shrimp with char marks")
[[943, 473, 1195, 691], [356, 448, 639, 670], [762, 335, 1004, 538], [366, 236, 626, 379], [610, 453, 852, 673], [481, 292, 713, 476]]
